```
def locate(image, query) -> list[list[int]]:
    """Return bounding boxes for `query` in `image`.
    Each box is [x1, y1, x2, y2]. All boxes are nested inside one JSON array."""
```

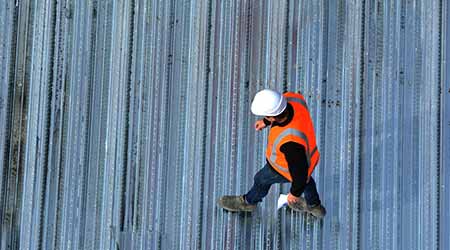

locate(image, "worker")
[[217, 89, 326, 218]]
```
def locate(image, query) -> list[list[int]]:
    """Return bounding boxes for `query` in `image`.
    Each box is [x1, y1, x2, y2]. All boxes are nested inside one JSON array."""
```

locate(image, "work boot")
[[287, 196, 308, 212], [217, 195, 256, 212], [288, 197, 326, 219], [307, 203, 326, 219]]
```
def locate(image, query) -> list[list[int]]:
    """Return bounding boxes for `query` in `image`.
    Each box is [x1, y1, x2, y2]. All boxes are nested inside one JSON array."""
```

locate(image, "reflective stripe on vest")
[[286, 97, 308, 110], [311, 145, 318, 158]]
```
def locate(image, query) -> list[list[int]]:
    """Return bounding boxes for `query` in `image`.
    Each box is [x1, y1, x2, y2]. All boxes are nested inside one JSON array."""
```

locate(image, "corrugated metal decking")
[[0, 0, 449, 249]]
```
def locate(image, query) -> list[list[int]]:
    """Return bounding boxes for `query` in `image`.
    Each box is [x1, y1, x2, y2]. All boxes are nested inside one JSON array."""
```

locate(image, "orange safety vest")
[[265, 92, 320, 182]]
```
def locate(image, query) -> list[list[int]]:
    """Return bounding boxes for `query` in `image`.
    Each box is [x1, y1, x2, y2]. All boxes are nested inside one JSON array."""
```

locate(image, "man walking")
[[217, 89, 326, 218]]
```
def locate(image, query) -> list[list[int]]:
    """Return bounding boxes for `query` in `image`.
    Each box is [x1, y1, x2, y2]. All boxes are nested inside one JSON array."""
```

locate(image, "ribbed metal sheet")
[[0, 0, 449, 250]]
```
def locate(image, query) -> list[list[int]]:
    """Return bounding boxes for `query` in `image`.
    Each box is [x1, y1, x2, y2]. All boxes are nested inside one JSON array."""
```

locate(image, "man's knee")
[[254, 170, 271, 186]]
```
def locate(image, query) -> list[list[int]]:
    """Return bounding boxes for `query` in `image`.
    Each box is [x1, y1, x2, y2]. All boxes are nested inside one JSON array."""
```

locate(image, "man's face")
[[265, 112, 289, 124]]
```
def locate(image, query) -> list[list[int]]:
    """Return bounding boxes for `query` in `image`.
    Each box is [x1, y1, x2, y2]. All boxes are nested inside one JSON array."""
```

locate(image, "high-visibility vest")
[[265, 92, 320, 182]]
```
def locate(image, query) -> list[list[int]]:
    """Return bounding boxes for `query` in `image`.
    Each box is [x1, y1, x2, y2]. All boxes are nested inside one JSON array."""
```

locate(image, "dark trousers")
[[244, 163, 321, 206]]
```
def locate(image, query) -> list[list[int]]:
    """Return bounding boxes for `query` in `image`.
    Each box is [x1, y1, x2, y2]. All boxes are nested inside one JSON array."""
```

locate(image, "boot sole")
[[217, 198, 256, 212]]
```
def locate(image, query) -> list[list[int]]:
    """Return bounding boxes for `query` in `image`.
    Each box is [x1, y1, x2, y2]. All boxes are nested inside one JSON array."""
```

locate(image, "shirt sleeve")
[[279, 141, 308, 197]]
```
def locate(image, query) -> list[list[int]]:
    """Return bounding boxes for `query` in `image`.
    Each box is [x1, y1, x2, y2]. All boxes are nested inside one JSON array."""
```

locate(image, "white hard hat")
[[251, 89, 287, 116]]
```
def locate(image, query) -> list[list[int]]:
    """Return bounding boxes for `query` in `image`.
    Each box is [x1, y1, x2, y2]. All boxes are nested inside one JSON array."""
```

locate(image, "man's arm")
[[279, 142, 308, 197]]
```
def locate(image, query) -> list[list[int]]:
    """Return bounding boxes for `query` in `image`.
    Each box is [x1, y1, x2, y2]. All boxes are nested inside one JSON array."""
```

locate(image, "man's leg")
[[303, 177, 321, 206], [244, 163, 289, 205], [301, 177, 326, 218], [218, 163, 288, 212]]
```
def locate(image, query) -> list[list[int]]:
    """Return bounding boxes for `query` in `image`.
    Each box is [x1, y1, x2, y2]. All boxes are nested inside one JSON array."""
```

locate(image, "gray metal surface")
[[0, 0, 449, 249]]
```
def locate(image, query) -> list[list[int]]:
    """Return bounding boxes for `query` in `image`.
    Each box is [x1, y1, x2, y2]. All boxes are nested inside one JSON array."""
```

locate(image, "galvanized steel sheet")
[[0, 0, 449, 249]]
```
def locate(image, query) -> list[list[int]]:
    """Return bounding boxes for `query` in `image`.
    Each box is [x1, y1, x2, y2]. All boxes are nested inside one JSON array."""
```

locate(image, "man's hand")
[[287, 192, 300, 205], [254, 120, 267, 131]]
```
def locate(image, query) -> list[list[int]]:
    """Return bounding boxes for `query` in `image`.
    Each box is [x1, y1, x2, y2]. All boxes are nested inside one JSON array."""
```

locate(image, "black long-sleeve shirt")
[[280, 142, 308, 197], [264, 103, 309, 197]]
